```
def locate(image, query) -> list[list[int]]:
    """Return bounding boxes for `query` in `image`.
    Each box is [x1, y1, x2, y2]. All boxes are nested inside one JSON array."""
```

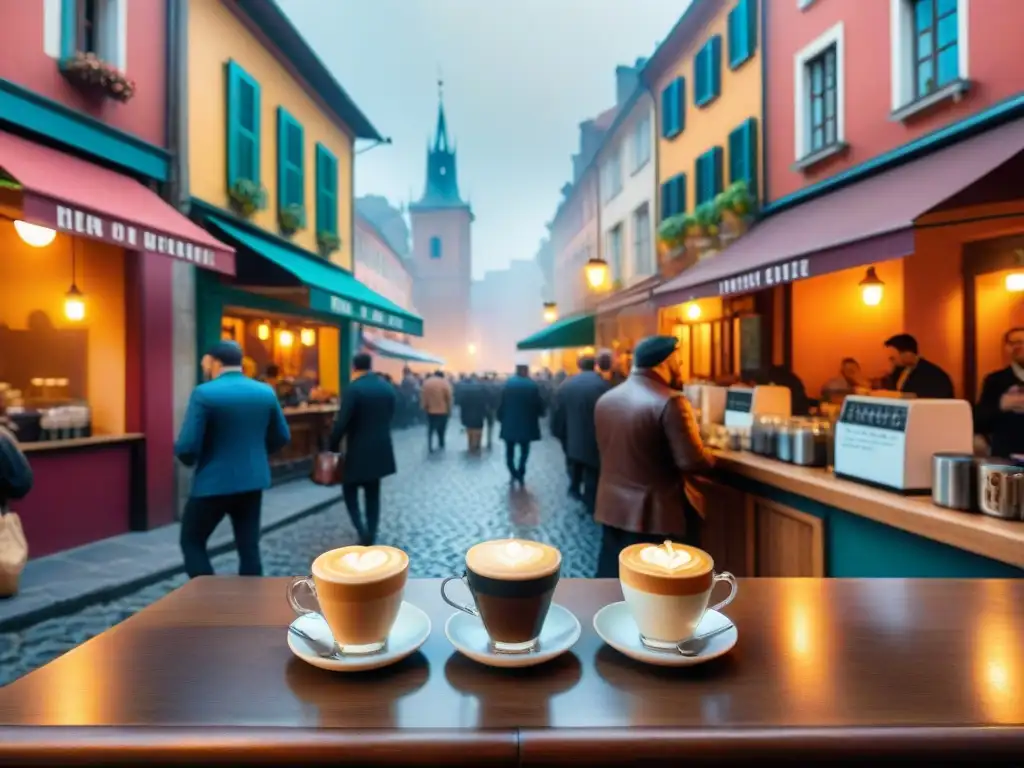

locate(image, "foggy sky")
[[278, 0, 688, 278]]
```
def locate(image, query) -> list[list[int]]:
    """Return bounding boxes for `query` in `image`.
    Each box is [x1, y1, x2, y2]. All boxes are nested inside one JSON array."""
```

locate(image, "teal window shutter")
[[225, 60, 261, 190], [711, 146, 724, 197], [660, 180, 672, 220], [59, 0, 78, 59], [661, 174, 687, 219], [728, 118, 759, 196], [276, 107, 305, 212], [315, 143, 338, 236], [728, 0, 758, 70], [661, 77, 686, 139], [696, 149, 723, 205], [695, 36, 723, 107], [674, 173, 687, 216]]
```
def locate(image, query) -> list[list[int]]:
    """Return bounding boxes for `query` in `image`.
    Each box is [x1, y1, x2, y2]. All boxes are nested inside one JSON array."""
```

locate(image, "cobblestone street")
[[0, 427, 601, 686]]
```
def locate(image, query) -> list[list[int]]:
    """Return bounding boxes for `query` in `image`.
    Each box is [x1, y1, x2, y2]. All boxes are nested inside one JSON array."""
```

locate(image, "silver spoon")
[[674, 622, 735, 657], [289, 625, 341, 659]]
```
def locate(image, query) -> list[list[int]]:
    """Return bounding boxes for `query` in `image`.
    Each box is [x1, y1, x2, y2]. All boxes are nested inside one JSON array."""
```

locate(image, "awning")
[[0, 130, 235, 274], [207, 216, 424, 337], [517, 312, 595, 350], [362, 333, 444, 365], [654, 117, 1024, 304], [596, 274, 663, 314]]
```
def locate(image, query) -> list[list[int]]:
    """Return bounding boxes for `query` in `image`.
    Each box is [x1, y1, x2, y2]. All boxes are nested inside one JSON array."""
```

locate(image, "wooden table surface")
[[1, 578, 1022, 766]]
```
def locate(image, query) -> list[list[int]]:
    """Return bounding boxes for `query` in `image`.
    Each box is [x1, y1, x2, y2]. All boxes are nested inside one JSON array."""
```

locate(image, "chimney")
[[615, 64, 640, 105]]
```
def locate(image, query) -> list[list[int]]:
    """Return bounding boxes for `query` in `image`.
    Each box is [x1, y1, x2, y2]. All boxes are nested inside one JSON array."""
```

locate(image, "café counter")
[[272, 404, 338, 483], [700, 449, 1024, 579], [0, 578, 1021, 766]]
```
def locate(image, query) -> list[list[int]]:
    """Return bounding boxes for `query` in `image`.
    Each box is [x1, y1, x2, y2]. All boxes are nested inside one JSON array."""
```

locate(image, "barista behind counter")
[[975, 326, 1024, 458], [882, 334, 955, 399]]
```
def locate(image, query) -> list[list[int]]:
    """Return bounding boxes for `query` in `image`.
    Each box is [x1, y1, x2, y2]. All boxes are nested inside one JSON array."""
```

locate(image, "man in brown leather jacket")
[[593, 335, 712, 577]]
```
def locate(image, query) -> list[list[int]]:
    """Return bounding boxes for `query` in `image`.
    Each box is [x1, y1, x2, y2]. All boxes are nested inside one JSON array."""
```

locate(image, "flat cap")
[[633, 335, 678, 369], [207, 340, 244, 367]]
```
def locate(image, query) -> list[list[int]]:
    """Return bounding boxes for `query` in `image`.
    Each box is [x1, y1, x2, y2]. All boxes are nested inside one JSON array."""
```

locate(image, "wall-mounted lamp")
[[64, 239, 85, 321], [278, 329, 294, 348], [257, 322, 271, 341], [543, 301, 558, 324], [300, 328, 316, 346], [14, 220, 57, 248], [585, 256, 609, 289], [859, 266, 885, 306], [685, 302, 702, 320]]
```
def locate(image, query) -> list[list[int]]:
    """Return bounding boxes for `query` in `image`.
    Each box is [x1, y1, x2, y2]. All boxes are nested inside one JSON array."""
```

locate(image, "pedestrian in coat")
[[175, 341, 291, 578], [593, 335, 712, 578], [329, 353, 397, 546], [420, 370, 453, 452], [551, 355, 610, 513], [497, 364, 546, 485], [458, 374, 489, 453]]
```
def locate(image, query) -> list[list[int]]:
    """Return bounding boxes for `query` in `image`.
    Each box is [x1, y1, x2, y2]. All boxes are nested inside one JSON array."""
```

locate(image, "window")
[[660, 173, 686, 220], [695, 147, 723, 206], [225, 60, 262, 190], [728, 118, 759, 195], [601, 150, 623, 202], [60, 0, 125, 66], [315, 143, 338, 238], [632, 111, 652, 172], [607, 224, 624, 282], [794, 23, 845, 162], [890, 0, 967, 113], [728, 0, 758, 70], [633, 203, 653, 276], [277, 108, 305, 214], [694, 36, 722, 107], [661, 77, 685, 138], [430, 236, 442, 259]]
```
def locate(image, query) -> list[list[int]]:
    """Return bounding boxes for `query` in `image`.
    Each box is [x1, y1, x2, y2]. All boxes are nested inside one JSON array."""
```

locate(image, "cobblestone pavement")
[[0, 427, 601, 686]]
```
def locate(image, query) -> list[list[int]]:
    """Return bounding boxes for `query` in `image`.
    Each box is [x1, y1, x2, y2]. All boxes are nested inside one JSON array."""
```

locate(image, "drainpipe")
[[165, 0, 189, 210]]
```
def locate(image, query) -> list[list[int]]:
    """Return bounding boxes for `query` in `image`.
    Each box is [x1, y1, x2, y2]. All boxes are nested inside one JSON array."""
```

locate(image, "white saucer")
[[593, 601, 737, 667], [287, 601, 431, 672], [444, 603, 581, 668]]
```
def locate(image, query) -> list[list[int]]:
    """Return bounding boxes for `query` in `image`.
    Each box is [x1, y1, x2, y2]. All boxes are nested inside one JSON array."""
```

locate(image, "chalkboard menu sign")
[[839, 401, 908, 433], [725, 390, 753, 413]]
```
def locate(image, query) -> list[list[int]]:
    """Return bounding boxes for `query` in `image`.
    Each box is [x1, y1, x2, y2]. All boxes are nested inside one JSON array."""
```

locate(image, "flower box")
[[228, 179, 268, 218], [60, 52, 136, 103]]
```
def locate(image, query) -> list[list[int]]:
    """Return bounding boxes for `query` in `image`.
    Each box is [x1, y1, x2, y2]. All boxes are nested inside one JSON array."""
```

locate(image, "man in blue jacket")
[[175, 341, 290, 577]]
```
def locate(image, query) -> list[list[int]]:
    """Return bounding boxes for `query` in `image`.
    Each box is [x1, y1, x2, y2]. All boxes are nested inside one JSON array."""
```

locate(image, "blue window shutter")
[[709, 36, 722, 100], [661, 84, 674, 138], [59, 0, 77, 59], [660, 181, 671, 220], [694, 49, 707, 105], [711, 146, 724, 197], [728, 124, 743, 184], [727, 6, 738, 68], [225, 60, 261, 191], [744, 118, 759, 197], [675, 174, 687, 215], [316, 144, 339, 236], [729, 0, 757, 69], [661, 78, 686, 139], [695, 155, 705, 204], [677, 77, 687, 134], [277, 108, 305, 212]]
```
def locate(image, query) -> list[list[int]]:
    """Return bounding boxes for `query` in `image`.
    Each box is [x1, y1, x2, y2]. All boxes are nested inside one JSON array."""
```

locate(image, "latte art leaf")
[[639, 542, 693, 571]]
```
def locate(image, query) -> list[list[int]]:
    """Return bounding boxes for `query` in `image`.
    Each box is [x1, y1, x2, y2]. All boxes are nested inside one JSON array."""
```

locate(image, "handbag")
[[312, 451, 344, 485], [0, 507, 28, 598]]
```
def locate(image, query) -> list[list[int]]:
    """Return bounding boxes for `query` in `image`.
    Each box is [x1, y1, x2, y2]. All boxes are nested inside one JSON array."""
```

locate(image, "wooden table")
[[0, 578, 1022, 766]]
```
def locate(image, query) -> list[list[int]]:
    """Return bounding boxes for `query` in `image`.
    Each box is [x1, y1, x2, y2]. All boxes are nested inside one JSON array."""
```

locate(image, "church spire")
[[411, 74, 468, 210], [434, 77, 450, 153]]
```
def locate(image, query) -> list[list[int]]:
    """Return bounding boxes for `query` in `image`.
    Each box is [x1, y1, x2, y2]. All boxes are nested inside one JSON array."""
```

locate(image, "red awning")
[[0, 130, 234, 275], [654, 117, 1024, 304]]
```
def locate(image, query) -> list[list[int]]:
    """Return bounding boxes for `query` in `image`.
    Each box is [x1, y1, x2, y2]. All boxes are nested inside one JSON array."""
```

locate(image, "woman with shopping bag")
[[0, 393, 32, 597]]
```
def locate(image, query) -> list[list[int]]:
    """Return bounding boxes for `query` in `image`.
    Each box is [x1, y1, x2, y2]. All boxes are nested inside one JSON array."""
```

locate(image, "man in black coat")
[[497, 364, 546, 485], [329, 353, 397, 546], [458, 374, 489, 453], [975, 326, 1024, 458], [551, 355, 610, 513], [883, 333, 954, 399]]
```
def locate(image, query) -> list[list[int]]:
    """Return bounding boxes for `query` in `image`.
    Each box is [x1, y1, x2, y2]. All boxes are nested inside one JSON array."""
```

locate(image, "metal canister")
[[931, 453, 976, 511], [977, 463, 1024, 520], [793, 421, 829, 467], [776, 423, 794, 462]]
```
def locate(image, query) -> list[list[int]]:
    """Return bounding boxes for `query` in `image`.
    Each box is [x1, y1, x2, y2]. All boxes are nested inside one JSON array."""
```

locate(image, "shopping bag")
[[0, 510, 28, 597]]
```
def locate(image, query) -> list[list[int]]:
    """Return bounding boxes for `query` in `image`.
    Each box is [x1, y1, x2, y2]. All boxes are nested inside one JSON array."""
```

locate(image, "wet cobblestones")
[[1, 428, 601, 686]]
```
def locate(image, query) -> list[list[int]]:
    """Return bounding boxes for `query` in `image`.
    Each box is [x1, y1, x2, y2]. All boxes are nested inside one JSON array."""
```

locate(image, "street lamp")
[[543, 302, 558, 323], [585, 256, 609, 289], [468, 343, 477, 356]]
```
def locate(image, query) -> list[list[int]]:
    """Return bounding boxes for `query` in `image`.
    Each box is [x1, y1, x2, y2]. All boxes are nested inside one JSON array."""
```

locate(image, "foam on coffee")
[[313, 545, 408, 584], [619, 541, 713, 596], [465, 539, 561, 580]]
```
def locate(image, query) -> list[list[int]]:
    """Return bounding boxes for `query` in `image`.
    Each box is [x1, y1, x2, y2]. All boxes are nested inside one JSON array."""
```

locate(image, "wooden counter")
[[272, 405, 338, 483], [0, 577, 1021, 766], [704, 449, 1024, 577], [19, 432, 144, 454]]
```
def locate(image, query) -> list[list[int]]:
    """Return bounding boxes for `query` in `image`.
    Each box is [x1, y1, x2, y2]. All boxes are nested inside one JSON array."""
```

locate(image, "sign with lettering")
[[717, 258, 810, 296], [20, 198, 235, 275], [312, 288, 423, 337]]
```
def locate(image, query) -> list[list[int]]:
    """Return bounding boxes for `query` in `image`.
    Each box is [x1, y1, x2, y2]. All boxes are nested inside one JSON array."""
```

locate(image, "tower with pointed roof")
[[409, 79, 474, 371]]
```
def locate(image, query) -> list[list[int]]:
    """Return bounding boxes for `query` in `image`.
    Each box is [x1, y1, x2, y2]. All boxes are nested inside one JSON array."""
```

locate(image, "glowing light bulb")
[[64, 286, 85, 321], [585, 257, 608, 289], [543, 302, 557, 323], [300, 328, 316, 346], [257, 323, 270, 341], [858, 266, 885, 307], [14, 220, 57, 248], [1006, 273, 1024, 292], [278, 329, 294, 348], [685, 302, 701, 320]]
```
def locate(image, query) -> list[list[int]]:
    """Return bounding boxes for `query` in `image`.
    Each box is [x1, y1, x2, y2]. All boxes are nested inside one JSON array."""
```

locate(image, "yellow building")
[[184, 0, 422, 396]]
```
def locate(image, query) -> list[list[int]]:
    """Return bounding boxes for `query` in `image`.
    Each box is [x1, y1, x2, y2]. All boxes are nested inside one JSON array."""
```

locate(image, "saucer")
[[445, 603, 581, 669], [287, 601, 431, 672], [593, 601, 737, 667]]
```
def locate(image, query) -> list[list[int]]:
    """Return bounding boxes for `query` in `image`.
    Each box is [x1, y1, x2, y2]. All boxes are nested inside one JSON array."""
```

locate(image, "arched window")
[[430, 236, 442, 259]]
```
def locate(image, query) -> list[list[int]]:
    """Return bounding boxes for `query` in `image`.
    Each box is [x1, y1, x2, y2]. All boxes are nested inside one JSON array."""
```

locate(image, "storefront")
[[194, 211, 423, 480], [516, 312, 596, 374], [0, 130, 234, 556], [651, 116, 1024, 579]]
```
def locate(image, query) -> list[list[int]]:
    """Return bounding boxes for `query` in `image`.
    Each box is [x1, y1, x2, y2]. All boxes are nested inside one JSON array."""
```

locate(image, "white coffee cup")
[[618, 540, 737, 650]]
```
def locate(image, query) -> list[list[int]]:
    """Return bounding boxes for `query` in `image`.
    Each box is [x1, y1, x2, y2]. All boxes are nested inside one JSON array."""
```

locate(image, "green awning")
[[516, 312, 595, 350], [208, 216, 423, 337]]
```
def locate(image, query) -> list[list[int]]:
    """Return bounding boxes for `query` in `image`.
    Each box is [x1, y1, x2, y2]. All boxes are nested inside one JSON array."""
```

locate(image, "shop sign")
[[717, 258, 811, 296], [54, 205, 221, 269], [329, 295, 406, 332]]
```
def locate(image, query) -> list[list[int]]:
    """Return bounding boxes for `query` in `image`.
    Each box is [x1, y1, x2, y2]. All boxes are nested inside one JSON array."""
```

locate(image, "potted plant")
[[228, 178, 267, 218], [716, 180, 757, 245], [686, 202, 722, 260], [279, 203, 306, 236], [60, 52, 136, 103], [317, 230, 341, 258], [657, 213, 697, 277]]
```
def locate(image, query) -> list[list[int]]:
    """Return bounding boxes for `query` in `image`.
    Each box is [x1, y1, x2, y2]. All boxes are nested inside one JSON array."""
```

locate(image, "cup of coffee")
[[287, 545, 409, 655], [441, 538, 561, 654], [619, 540, 736, 650]]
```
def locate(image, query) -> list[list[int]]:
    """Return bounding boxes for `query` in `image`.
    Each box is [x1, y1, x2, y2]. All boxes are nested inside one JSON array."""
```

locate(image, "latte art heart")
[[639, 542, 693, 571], [340, 549, 389, 572], [465, 538, 561, 580], [312, 545, 409, 583], [497, 540, 541, 566]]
